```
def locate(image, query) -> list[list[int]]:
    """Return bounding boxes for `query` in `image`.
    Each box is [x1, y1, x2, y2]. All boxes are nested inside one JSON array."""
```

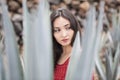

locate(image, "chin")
[[61, 43, 71, 47]]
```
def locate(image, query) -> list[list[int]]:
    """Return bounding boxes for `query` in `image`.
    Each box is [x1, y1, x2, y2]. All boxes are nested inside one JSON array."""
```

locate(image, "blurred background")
[[0, 0, 120, 53], [0, 0, 120, 80]]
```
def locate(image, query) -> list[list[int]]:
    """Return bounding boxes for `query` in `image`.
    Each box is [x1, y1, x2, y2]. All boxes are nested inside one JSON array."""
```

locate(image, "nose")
[[61, 30, 68, 37]]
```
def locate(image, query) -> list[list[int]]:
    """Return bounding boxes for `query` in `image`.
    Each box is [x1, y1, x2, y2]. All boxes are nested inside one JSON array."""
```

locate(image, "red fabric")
[[54, 58, 69, 80], [54, 58, 94, 80]]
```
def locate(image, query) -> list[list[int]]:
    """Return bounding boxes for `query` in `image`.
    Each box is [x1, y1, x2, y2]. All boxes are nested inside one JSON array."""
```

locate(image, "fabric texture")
[[54, 57, 94, 80], [54, 58, 69, 80]]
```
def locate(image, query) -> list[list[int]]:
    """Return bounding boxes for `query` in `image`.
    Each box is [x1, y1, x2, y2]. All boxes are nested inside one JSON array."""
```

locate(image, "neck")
[[62, 45, 72, 55], [57, 45, 72, 64]]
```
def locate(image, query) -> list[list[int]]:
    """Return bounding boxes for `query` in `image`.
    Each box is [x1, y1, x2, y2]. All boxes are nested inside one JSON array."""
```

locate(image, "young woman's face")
[[53, 16, 74, 47]]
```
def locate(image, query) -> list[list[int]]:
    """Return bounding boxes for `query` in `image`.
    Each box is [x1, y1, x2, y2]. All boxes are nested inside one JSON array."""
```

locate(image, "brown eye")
[[54, 28, 61, 32], [66, 27, 71, 30]]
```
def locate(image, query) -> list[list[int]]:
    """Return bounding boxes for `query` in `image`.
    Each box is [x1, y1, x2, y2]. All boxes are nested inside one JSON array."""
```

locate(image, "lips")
[[62, 39, 69, 43]]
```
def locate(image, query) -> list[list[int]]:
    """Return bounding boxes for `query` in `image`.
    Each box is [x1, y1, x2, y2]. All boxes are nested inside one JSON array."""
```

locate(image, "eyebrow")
[[64, 24, 70, 27], [54, 24, 70, 28]]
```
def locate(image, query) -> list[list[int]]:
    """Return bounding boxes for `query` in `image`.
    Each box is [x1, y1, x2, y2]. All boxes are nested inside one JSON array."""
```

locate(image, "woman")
[[50, 8, 81, 80]]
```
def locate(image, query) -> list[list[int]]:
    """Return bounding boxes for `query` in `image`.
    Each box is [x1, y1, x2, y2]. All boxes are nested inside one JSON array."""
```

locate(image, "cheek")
[[71, 31, 75, 38], [53, 33, 59, 41]]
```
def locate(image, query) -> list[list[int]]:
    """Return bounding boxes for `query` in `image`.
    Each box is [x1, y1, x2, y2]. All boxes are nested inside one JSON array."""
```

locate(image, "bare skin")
[[58, 46, 72, 64], [53, 16, 74, 65]]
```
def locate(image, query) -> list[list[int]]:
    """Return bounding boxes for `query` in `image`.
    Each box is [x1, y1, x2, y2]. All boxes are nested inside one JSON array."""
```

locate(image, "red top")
[[54, 58, 94, 80], [54, 58, 69, 80]]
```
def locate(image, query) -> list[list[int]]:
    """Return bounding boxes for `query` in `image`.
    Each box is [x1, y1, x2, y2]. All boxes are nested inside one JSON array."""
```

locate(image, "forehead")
[[53, 17, 70, 28]]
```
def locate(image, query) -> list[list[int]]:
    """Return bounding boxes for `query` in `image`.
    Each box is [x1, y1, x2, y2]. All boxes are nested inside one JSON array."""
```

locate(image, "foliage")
[[0, 0, 120, 80]]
